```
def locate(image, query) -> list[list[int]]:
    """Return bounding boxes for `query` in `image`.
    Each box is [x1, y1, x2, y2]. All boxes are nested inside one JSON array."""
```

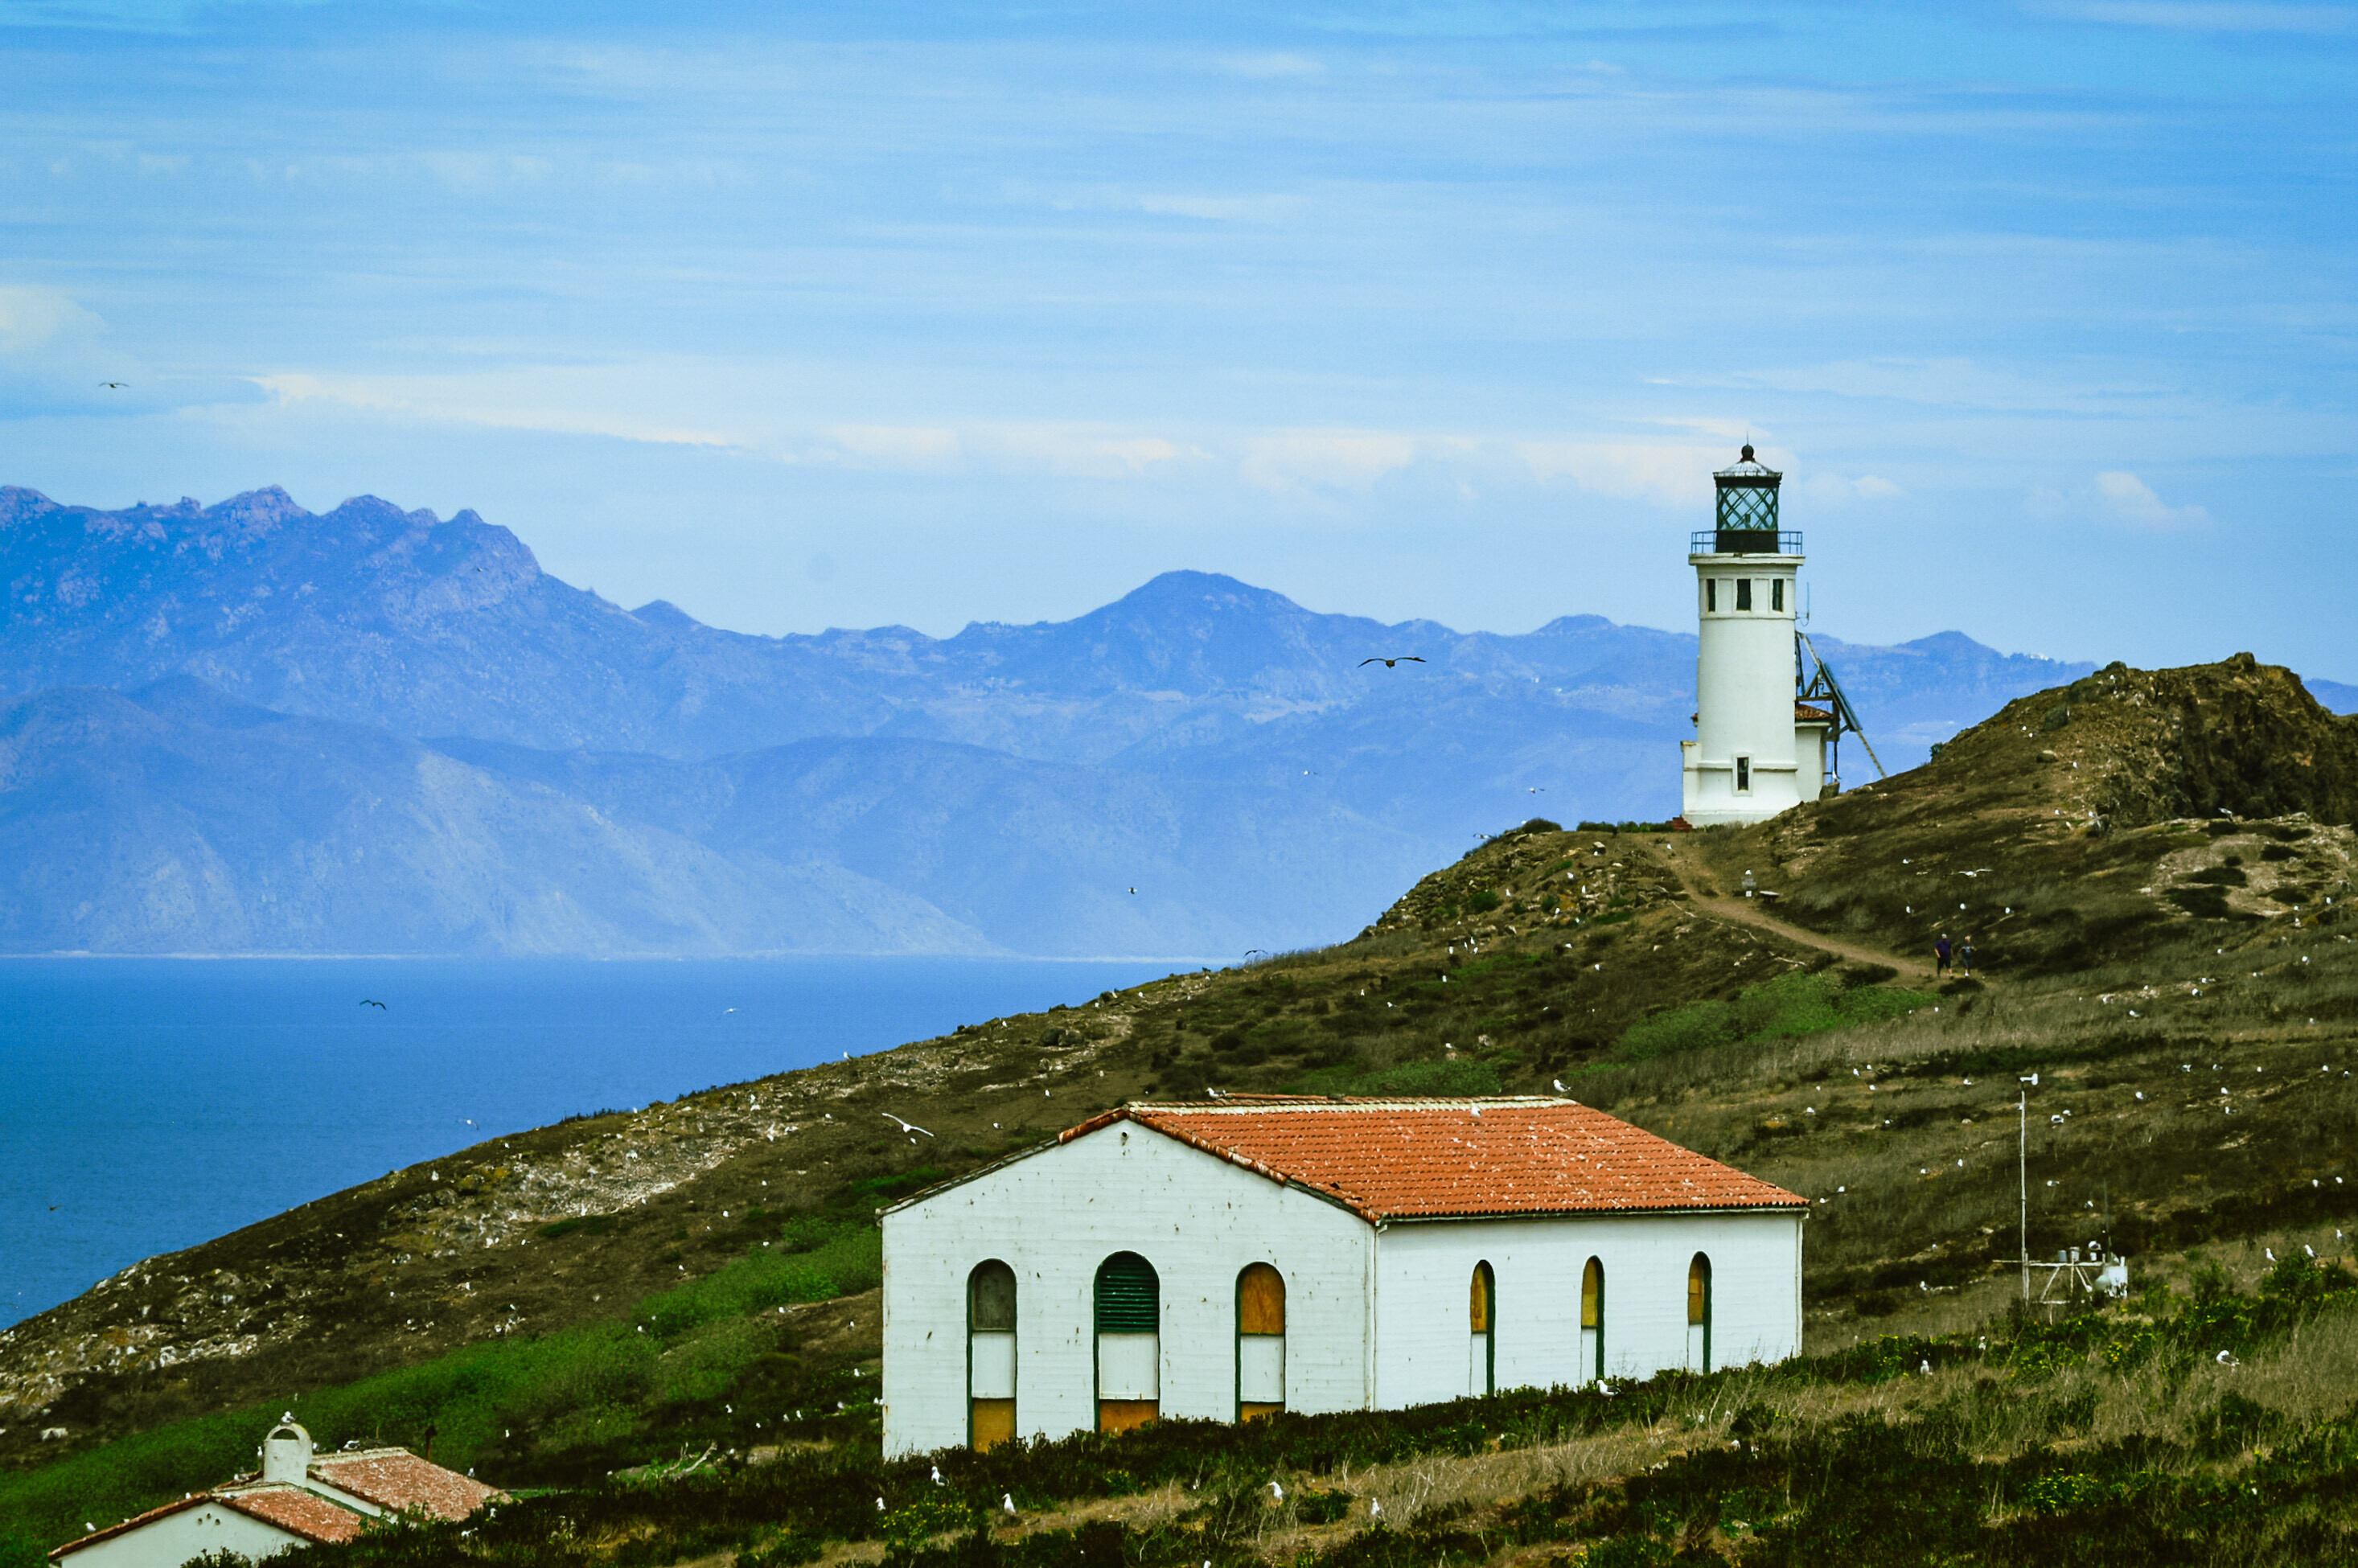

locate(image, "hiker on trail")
[[1959, 938, 1976, 977], [1934, 934, 1953, 975]]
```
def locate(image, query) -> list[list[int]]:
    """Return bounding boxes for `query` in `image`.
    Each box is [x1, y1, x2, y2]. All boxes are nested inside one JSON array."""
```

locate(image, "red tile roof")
[[221, 1485, 369, 1544], [311, 1449, 503, 1521], [1062, 1097, 1805, 1221]]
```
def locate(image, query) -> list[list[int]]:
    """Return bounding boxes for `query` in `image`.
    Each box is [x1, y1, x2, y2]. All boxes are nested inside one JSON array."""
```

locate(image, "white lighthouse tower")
[[1678, 447, 1830, 827]]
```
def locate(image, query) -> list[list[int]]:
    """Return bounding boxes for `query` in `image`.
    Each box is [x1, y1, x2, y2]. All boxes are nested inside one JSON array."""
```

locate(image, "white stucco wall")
[[61, 1503, 303, 1568], [1373, 1209, 1803, 1404], [882, 1127, 1374, 1457]]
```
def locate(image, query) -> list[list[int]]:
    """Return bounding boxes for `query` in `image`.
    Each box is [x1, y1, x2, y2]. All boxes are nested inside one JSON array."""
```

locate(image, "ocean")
[[0, 955, 1173, 1328]]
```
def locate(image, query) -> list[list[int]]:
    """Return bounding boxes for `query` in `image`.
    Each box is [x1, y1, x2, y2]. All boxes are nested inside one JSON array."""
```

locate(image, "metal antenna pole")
[[2019, 1075, 2038, 1301]]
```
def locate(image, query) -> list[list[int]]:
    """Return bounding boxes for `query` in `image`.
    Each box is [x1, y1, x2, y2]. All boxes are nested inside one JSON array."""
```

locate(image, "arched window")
[[1468, 1261, 1496, 1397], [1580, 1258, 1604, 1385], [1095, 1252, 1161, 1433], [1236, 1262, 1286, 1421], [1686, 1254, 1713, 1373], [967, 1261, 1017, 1451]]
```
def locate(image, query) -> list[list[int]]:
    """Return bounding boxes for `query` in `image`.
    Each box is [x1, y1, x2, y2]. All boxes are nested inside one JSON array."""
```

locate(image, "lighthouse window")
[[1735, 579, 1752, 612], [1736, 757, 1752, 793], [1704, 579, 1717, 613], [1772, 580, 1784, 613]]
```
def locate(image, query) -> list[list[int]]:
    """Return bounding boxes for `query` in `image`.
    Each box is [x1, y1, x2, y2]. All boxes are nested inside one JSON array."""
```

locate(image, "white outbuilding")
[[880, 1095, 1806, 1456], [47, 1422, 502, 1567]]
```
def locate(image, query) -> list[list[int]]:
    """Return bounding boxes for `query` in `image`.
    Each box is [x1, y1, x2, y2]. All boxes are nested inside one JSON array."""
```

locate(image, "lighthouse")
[[1678, 447, 1830, 826]]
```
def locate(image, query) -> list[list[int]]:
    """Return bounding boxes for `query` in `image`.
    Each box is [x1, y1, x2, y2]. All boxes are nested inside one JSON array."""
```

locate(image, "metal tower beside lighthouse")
[[1678, 447, 1833, 827]]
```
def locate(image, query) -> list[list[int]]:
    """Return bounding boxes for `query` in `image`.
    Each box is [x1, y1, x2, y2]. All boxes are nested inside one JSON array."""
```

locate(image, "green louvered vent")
[[1095, 1253, 1159, 1334]]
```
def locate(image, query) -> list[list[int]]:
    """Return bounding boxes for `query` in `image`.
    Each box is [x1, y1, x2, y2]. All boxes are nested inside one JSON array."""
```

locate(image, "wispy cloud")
[[1515, 441, 1738, 508], [2096, 470, 2210, 527], [255, 373, 738, 449], [2040, 2, 2356, 33], [1240, 431, 1419, 493]]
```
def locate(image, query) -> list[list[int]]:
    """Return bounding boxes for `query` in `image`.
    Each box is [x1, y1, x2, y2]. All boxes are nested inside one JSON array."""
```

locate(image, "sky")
[[0, 1, 2352, 676]]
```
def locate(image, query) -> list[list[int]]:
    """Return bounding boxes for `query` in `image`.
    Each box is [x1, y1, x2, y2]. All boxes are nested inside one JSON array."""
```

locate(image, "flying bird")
[[359, 999, 386, 1008], [1359, 656, 1425, 667], [881, 1113, 933, 1138], [99, 382, 125, 389], [1128, 887, 1137, 895]]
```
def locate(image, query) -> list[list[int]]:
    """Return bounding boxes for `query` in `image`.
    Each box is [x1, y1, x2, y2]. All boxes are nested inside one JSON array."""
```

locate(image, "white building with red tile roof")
[[881, 1095, 1806, 1456], [49, 1422, 502, 1566]]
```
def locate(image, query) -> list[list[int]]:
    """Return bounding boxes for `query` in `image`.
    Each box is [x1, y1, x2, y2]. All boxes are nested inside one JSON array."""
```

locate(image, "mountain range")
[[3, 484, 2350, 956]]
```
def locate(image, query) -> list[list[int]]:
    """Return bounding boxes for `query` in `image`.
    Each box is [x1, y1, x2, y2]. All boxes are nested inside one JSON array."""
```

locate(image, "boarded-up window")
[[1096, 1253, 1160, 1433], [1469, 1262, 1495, 1396], [1237, 1263, 1286, 1420], [968, 1260, 1017, 1451], [1686, 1254, 1712, 1374], [1580, 1257, 1604, 1385]]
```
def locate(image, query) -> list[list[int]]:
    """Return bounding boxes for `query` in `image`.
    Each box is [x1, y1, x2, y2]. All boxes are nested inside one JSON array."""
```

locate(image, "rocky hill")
[[4, 653, 2354, 1559]]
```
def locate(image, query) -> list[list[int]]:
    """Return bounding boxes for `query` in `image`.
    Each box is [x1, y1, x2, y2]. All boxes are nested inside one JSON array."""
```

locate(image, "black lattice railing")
[[1690, 531, 1803, 555]]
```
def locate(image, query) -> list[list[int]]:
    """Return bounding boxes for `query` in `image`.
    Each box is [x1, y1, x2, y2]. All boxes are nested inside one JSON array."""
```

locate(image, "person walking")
[[1958, 938, 1976, 977], [1934, 934, 1953, 976]]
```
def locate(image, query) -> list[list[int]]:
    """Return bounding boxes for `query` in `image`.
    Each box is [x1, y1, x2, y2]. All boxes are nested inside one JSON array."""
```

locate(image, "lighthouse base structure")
[[1678, 719, 1828, 827]]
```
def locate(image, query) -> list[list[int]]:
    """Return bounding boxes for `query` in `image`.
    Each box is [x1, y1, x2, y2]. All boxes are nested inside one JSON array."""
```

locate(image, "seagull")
[[1528, 787, 1545, 794], [931, 1465, 943, 1484], [1128, 887, 1137, 895], [1244, 949, 1267, 959], [1360, 655, 1425, 667], [359, 999, 386, 1008], [2266, 1248, 2277, 1262], [1003, 1494, 1017, 1515], [1469, 1104, 1483, 1118], [99, 382, 125, 389], [461, 1118, 476, 1128], [1553, 1079, 1567, 1094], [1268, 1482, 1284, 1500], [1370, 1500, 1382, 1517], [881, 1113, 933, 1138]]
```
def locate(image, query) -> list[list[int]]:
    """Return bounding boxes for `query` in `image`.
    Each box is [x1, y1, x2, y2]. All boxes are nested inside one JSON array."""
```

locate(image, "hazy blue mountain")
[[2311, 679, 2358, 716], [0, 679, 993, 956], [2, 482, 2188, 955], [0, 486, 2105, 778]]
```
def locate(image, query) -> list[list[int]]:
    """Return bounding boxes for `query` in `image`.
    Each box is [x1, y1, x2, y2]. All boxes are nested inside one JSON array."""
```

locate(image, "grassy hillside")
[[2, 652, 2355, 1562]]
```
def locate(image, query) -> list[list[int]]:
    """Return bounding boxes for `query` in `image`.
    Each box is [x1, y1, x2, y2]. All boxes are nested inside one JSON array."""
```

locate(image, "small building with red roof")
[[49, 1421, 502, 1567], [881, 1095, 1805, 1456]]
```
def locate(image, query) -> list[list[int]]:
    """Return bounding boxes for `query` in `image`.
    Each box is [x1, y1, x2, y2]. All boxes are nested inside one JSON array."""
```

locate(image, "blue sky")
[[0, 2, 2352, 676]]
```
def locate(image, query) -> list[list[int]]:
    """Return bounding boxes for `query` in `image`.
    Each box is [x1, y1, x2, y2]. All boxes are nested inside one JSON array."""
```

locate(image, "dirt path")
[[1657, 837, 1940, 982], [1687, 890, 1937, 981]]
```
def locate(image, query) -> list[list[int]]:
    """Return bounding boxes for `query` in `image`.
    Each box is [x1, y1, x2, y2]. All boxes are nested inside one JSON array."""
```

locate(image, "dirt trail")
[[1658, 838, 1941, 982]]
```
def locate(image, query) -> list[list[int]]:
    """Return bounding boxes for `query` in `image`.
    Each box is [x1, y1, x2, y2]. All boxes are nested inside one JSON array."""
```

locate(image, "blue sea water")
[[0, 956, 1172, 1328]]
